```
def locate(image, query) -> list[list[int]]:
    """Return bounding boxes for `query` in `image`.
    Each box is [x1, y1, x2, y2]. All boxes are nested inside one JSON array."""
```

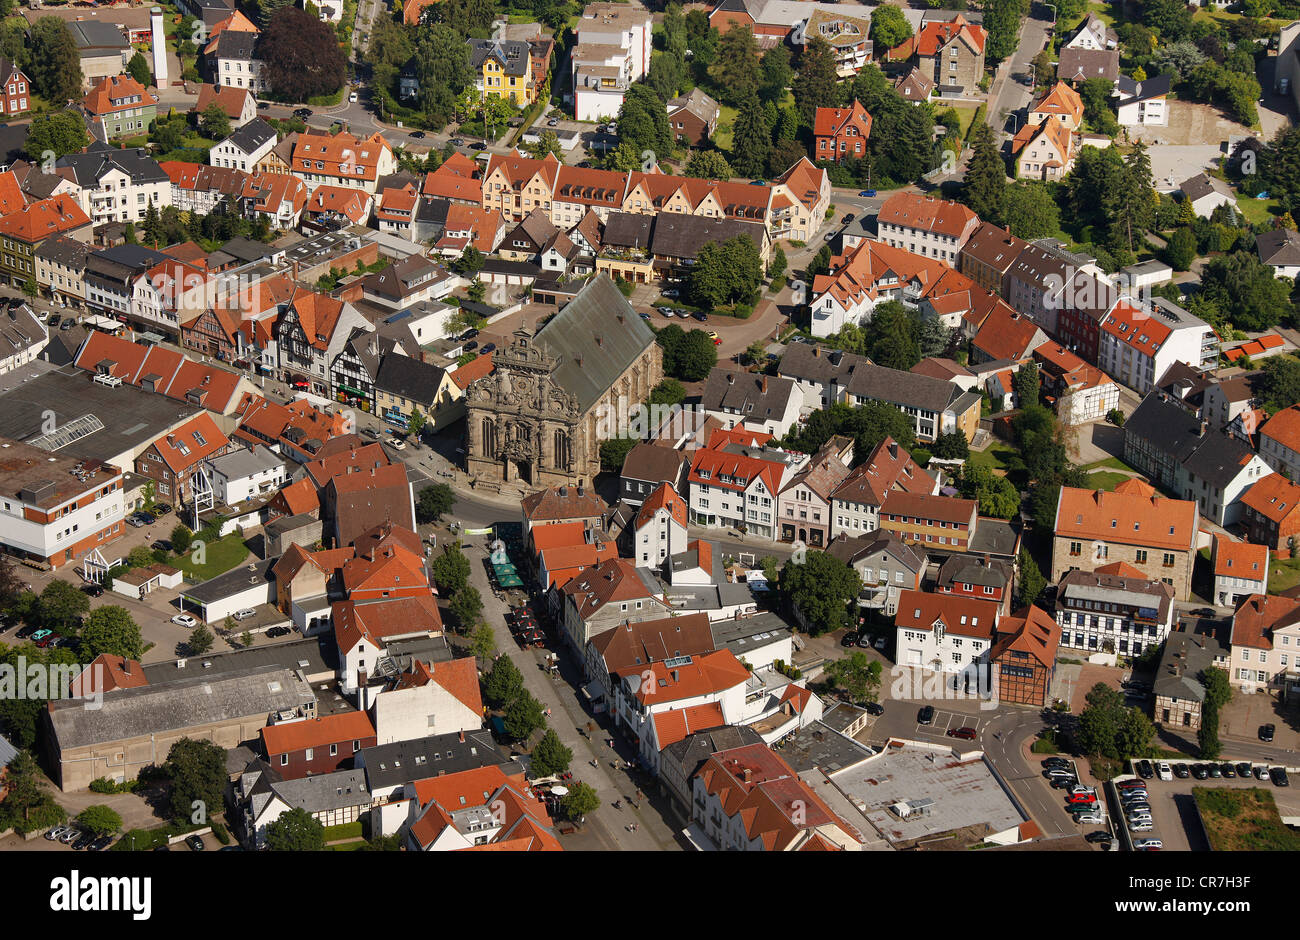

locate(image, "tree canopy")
[[262, 6, 346, 103], [779, 551, 861, 635]]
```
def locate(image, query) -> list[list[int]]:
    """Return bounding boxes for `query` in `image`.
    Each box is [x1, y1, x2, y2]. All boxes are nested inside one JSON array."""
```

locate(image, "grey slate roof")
[[778, 342, 869, 385], [271, 768, 371, 813], [67, 20, 130, 53], [48, 665, 315, 749], [374, 352, 445, 407], [1182, 432, 1257, 489], [210, 28, 258, 61], [1115, 73, 1171, 101], [223, 117, 276, 155], [649, 213, 766, 261], [667, 88, 720, 127], [35, 234, 89, 269], [1124, 392, 1203, 464], [1256, 228, 1300, 268], [844, 362, 961, 413], [699, 369, 797, 422], [1153, 628, 1228, 703], [532, 272, 657, 413], [467, 38, 532, 76], [58, 143, 168, 187], [0, 732, 16, 768], [142, 635, 336, 684], [825, 530, 925, 572], [358, 728, 509, 790], [937, 554, 1011, 590], [601, 210, 654, 250], [1179, 172, 1233, 203]]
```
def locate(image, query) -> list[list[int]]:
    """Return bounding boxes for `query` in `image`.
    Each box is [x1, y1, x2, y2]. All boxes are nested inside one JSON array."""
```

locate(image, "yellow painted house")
[[468, 37, 551, 106]]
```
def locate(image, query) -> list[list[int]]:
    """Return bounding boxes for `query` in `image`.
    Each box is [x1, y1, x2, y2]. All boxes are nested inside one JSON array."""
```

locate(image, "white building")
[[1055, 566, 1175, 663], [630, 482, 687, 568], [1213, 536, 1268, 610], [369, 659, 482, 745], [1097, 297, 1217, 394], [893, 590, 998, 681], [1114, 74, 1169, 126], [205, 445, 287, 507], [210, 118, 277, 173], [570, 2, 652, 122]]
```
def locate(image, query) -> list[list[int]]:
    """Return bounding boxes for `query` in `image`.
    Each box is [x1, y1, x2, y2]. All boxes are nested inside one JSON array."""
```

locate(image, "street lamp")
[[1043, 2, 1057, 31]]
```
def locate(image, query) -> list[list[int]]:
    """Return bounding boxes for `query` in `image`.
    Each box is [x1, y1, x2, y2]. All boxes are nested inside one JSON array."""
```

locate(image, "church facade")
[[464, 274, 662, 490]]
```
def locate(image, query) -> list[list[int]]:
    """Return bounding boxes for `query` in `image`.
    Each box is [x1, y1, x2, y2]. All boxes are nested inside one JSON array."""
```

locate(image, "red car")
[[1066, 792, 1097, 805], [35, 632, 61, 648], [946, 727, 977, 740]]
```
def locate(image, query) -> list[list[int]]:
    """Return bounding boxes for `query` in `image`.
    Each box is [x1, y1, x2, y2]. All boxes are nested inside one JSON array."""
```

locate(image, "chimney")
[[813, 347, 821, 358], [742, 767, 753, 783], [889, 441, 898, 459], [1200, 420, 1208, 437], [458, 730, 465, 742], [761, 376, 768, 393]]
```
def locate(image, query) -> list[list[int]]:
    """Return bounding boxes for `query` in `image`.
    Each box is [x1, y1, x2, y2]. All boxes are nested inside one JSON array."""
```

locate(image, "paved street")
[[985, 6, 1052, 140]]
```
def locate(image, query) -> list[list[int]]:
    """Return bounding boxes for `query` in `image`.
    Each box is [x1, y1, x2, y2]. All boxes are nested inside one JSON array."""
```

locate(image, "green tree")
[[188, 623, 214, 654], [126, 51, 152, 89], [1015, 547, 1046, 607], [0, 751, 46, 823], [984, 0, 1028, 62], [1199, 251, 1293, 331], [963, 122, 1006, 224], [675, 330, 720, 382], [77, 805, 122, 836], [449, 584, 484, 630], [525, 130, 563, 160], [201, 102, 232, 141], [1165, 226, 1196, 271], [767, 245, 787, 279], [1032, 48, 1056, 87], [451, 244, 485, 275], [164, 738, 226, 823], [1079, 76, 1120, 136], [469, 623, 495, 660], [600, 435, 637, 472], [869, 3, 913, 49], [931, 431, 970, 461], [728, 94, 771, 179], [708, 25, 760, 104], [37, 580, 89, 631], [1013, 362, 1040, 408], [483, 655, 524, 708], [80, 606, 143, 661], [792, 36, 840, 126], [266, 807, 326, 850], [824, 650, 883, 704], [28, 17, 83, 103], [530, 729, 573, 777], [616, 83, 672, 162], [1077, 682, 1155, 760], [758, 44, 792, 103], [1002, 183, 1061, 240], [415, 483, 455, 523], [779, 551, 862, 635], [866, 301, 920, 370], [559, 781, 599, 821], [649, 378, 686, 405], [503, 690, 546, 740], [171, 524, 193, 555], [431, 545, 471, 595], [22, 109, 90, 160], [685, 149, 732, 180]]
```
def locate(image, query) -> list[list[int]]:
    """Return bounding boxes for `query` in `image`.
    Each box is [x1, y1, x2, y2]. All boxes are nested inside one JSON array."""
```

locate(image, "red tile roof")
[[1055, 484, 1198, 550], [148, 412, 229, 475], [260, 710, 376, 756], [990, 604, 1059, 669], [1214, 535, 1268, 579], [422, 152, 482, 202], [629, 649, 750, 705], [651, 702, 726, 749], [878, 192, 978, 239], [1231, 593, 1300, 651], [0, 193, 89, 242], [635, 481, 687, 530], [895, 589, 999, 639], [1240, 473, 1300, 526]]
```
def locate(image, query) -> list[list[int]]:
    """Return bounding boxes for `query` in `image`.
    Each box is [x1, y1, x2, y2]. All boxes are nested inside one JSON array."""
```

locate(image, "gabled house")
[[666, 88, 720, 146], [1028, 81, 1085, 131], [894, 589, 999, 681], [1011, 116, 1076, 182], [824, 529, 925, 615], [210, 117, 277, 172], [194, 83, 257, 129], [1240, 472, 1300, 553], [1213, 535, 1269, 609], [276, 290, 371, 396], [1113, 74, 1169, 126], [370, 657, 482, 745], [1229, 593, 1300, 694], [813, 99, 873, 163], [989, 605, 1060, 706], [82, 74, 158, 142], [892, 14, 987, 95], [829, 436, 937, 537], [699, 369, 802, 438], [775, 435, 853, 548], [134, 412, 232, 504], [630, 481, 688, 567]]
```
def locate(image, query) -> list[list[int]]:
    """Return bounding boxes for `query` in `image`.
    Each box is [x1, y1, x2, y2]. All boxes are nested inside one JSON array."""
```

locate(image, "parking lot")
[[1107, 760, 1297, 852]]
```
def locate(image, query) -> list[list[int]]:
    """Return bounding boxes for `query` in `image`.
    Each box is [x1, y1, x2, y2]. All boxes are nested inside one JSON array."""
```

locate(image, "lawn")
[[1194, 787, 1300, 851], [1268, 555, 1300, 595], [1236, 196, 1281, 227], [969, 440, 1020, 476], [946, 104, 980, 139], [1086, 470, 1130, 491], [1082, 456, 1136, 474], [714, 103, 738, 152], [174, 533, 251, 583]]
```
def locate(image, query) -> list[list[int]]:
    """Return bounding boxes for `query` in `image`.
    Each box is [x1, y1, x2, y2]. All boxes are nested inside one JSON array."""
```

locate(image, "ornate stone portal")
[[463, 290, 662, 491], [465, 327, 591, 488]]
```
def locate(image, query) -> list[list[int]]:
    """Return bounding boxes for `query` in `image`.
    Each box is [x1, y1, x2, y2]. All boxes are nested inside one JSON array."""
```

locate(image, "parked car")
[[1136, 760, 1155, 779], [14, 624, 36, 640], [88, 834, 114, 851], [267, 626, 292, 638], [917, 705, 935, 725], [1255, 765, 1270, 780], [873, 636, 886, 650], [1190, 763, 1209, 779], [470, 142, 488, 151], [1129, 821, 1155, 832], [1236, 762, 1253, 778], [463, 340, 478, 350], [1156, 762, 1173, 781], [1173, 763, 1190, 778], [1116, 777, 1147, 788], [1066, 791, 1097, 804], [841, 632, 859, 647], [706, 331, 721, 345], [692, 312, 708, 322], [125, 514, 146, 528], [1125, 803, 1152, 815], [82, 583, 104, 597], [1084, 830, 1113, 844], [152, 503, 172, 515], [1074, 811, 1105, 825], [481, 343, 496, 354], [386, 437, 406, 451], [1068, 785, 1095, 796], [547, 117, 559, 126], [1260, 723, 1276, 742], [233, 609, 256, 621], [58, 827, 80, 844], [72, 830, 96, 850], [171, 613, 198, 628], [410, 130, 425, 138], [1271, 766, 1290, 787], [1046, 767, 1075, 779], [859, 189, 876, 197], [450, 137, 465, 146], [47, 315, 60, 329], [45, 824, 70, 841], [946, 726, 977, 740], [1206, 764, 1222, 778], [60, 319, 76, 331], [1042, 757, 1070, 769], [185, 834, 205, 851], [864, 701, 883, 716], [842, 213, 855, 223], [1066, 802, 1098, 814], [1049, 777, 1078, 789], [662, 289, 679, 298], [1132, 839, 1162, 850], [29, 629, 52, 643], [660, 308, 676, 318], [824, 231, 837, 241]]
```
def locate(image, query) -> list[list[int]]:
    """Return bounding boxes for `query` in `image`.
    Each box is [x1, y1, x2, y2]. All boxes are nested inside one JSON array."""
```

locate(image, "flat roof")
[[0, 364, 199, 464], [831, 741, 1028, 847], [142, 634, 337, 685], [777, 720, 876, 774]]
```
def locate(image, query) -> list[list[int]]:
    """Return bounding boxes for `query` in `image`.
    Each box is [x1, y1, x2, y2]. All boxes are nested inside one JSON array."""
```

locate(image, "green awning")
[[336, 384, 369, 397]]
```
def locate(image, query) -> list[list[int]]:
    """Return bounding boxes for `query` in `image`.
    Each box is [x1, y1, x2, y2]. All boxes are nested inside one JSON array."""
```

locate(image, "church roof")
[[531, 273, 656, 413]]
